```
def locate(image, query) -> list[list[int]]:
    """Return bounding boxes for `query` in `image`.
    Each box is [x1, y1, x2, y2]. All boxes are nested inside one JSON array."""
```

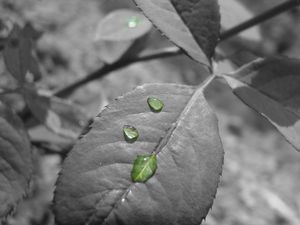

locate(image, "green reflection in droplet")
[[147, 97, 164, 113], [123, 125, 139, 143], [131, 154, 157, 183]]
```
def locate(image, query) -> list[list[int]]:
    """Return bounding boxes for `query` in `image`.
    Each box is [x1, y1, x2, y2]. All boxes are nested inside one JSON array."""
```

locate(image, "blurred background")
[[0, 0, 300, 224]]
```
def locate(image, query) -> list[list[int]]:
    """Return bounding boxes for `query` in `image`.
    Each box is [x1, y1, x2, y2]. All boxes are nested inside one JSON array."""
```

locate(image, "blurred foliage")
[[0, 0, 300, 224]]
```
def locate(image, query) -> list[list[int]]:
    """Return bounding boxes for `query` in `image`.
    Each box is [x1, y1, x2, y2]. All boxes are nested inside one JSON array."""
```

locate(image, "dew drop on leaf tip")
[[123, 125, 139, 143]]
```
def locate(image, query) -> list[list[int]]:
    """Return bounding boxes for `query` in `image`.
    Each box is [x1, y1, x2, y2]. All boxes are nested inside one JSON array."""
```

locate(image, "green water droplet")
[[127, 16, 139, 28], [123, 125, 139, 143], [147, 97, 164, 112], [131, 154, 157, 183]]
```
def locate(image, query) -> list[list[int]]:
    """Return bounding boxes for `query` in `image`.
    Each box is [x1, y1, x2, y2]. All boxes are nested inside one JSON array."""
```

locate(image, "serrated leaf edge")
[[54, 79, 223, 225]]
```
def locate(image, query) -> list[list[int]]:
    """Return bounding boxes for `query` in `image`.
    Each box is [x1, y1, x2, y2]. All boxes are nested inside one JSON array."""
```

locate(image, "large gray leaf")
[[0, 101, 32, 221], [223, 57, 300, 151], [133, 0, 220, 68], [54, 82, 224, 225]]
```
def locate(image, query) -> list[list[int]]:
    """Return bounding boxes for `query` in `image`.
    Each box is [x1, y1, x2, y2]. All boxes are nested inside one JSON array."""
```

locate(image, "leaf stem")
[[31, 140, 72, 158], [54, 0, 300, 98]]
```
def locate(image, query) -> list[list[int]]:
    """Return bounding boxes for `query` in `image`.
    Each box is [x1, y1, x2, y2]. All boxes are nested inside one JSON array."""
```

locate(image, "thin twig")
[[31, 140, 72, 158], [54, 47, 180, 97], [220, 0, 300, 41], [54, 0, 300, 98]]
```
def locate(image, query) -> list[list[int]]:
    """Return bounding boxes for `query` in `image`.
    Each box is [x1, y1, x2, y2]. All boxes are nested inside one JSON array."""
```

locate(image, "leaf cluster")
[[0, 1, 299, 225]]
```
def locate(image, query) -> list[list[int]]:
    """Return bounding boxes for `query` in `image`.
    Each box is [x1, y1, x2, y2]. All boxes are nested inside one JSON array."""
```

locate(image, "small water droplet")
[[121, 198, 125, 203], [123, 125, 139, 143], [147, 97, 164, 113], [127, 16, 139, 28]]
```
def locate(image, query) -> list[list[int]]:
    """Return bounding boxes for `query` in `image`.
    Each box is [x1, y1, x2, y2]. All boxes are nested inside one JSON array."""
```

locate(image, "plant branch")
[[54, 47, 180, 97], [220, 0, 300, 41], [31, 140, 72, 158], [54, 0, 300, 98]]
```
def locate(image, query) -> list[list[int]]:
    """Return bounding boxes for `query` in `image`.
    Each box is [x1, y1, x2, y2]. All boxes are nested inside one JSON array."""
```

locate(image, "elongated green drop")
[[123, 125, 139, 143], [147, 97, 164, 112], [131, 154, 157, 183], [127, 16, 140, 28]]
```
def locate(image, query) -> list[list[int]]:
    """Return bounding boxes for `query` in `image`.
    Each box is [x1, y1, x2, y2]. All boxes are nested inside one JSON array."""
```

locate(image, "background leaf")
[[22, 86, 89, 139], [223, 57, 300, 151], [54, 82, 224, 225], [0, 101, 32, 221], [170, 0, 220, 58], [3, 24, 42, 83], [133, 0, 220, 68], [94, 9, 152, 64]]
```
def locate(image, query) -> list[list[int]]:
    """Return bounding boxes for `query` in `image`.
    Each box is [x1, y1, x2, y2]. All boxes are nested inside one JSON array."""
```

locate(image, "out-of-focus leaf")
[[133, 0, 220, 68], [219, 0, 261, 41], [224, 57, 300, 151], [22, 23, 43, 41], [54, 82, 224, 225], [0, 19, 13, 40], [3, 24, 42, 83], [94, 9, 152, 64], [22, 86, 89, 139], [0, 101, 32, 222]]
